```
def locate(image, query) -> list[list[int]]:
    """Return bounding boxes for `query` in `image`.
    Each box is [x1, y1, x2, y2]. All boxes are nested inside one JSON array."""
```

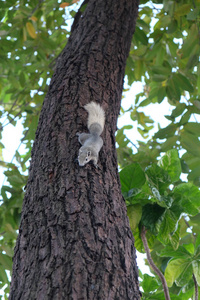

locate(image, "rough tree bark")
[[10, 0, 140, 299]]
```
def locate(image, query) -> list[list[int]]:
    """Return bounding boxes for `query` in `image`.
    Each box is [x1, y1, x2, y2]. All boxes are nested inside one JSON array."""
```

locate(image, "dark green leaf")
[[170, 103, 186, 119], [134, 27, 148, 45], [120, 163, 146, 193], [154, 124, 177, 140], [173, 74, 194, 93], [142, 204, 166, 235]]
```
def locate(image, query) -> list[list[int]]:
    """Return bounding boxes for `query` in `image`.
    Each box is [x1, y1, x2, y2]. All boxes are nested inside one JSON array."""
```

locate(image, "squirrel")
[[77, 102, 105, 167]]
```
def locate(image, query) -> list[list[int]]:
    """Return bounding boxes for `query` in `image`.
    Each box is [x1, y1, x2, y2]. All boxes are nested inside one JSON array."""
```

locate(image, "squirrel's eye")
[[85, 158, 88, 161], [87, 151, 91, 156]]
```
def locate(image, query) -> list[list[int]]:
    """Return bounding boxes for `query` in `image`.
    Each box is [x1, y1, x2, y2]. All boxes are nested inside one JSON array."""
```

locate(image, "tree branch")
[[141, 226, 171, 300]]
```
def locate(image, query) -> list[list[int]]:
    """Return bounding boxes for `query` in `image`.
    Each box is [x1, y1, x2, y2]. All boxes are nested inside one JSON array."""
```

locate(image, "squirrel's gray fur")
[[77, 102, 105, 167]]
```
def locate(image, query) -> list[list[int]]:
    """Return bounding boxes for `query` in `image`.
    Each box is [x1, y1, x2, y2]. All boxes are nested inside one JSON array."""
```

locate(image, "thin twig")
[[128, 139, 138, 150], [141, 226, 171, 300], [193, 274, 198, 300]]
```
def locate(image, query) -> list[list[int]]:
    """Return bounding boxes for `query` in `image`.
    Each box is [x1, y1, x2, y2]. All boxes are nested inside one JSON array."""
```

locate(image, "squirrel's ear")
[[87, 151, 91, 156]]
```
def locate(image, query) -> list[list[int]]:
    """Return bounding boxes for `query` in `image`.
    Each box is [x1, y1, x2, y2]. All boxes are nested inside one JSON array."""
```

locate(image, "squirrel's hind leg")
[[76, 132, 91, 145]]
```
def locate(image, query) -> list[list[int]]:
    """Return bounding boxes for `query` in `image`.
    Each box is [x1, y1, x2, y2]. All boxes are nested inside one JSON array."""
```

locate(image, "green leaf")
[[173, 183, 200, 216], [133, 227, 144, 252], [175, 261, 193, 287], [170, 103, 186, 119], [155, 46, 166, 65], [145, 164, 171, 194], [142, 204, 166, 235], [179, 110, 191, 125], [134, 27, 148, 45], [183, 243, 194, 255], [158, 149, 181, 182], [151, 66, 171, 76], [187, 8, 199, 20], [181, 24, 198, 59], [195, 234, 200, 251], [134, 59, 144, 81], [19, 72, 26, 87], [167, 20, 178, 34], [160, 245, 193, 259], [157, 86, 166, 103], [154, 124, 177, 140], [161, 136, 178, 152], [0, 253, 12, 271], [181, 132, 200, 158], [151, 188, 173, 208], [192, 260, 200, 286], [127, 204, 142, 232], [0, 265, 9, 284], [152, 74, 167, 82], [166, 77, 181, 101], [125, 182, 151, 206], [184, 123, 200, 137], [120, 163, 146, 193], [174, 4, 191, 17], [173, 73, 194, 93], [140, 273, 159, 293], [165, 258, 193, 287], [160, 15, 172, 28], [157, 209, 180, 248], [116, 125, 133, 148]]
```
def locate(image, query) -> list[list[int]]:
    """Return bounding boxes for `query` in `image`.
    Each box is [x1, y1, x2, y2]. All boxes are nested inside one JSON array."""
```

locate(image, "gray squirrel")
[[77, 102, 105, 167]]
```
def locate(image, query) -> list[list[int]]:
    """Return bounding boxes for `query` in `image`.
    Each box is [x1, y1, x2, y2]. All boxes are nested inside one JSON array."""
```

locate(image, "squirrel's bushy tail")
[[84, 102, 105, 135]]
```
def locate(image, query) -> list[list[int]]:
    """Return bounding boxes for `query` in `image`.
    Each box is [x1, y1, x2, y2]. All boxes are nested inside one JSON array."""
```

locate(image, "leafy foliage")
[[0, 0, 200, 298], [121, 150, 200, 298]]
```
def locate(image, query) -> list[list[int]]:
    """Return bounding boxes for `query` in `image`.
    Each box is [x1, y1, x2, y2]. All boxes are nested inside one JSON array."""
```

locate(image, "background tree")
[[0, 0, 200, 299]]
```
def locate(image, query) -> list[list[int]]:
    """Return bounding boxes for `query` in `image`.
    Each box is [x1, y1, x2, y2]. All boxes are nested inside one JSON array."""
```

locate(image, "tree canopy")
[[0, 0, 200, 298]]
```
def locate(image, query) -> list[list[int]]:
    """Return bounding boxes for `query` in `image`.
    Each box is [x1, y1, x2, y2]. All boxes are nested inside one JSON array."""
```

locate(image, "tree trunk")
[[10, 0, 140, 299]]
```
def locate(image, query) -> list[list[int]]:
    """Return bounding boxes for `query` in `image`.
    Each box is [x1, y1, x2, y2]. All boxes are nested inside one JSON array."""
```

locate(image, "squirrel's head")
[[78, 148, 97, 166]]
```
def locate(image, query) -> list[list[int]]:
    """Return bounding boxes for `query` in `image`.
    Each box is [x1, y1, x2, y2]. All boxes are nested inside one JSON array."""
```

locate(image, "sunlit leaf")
[[165, 258, 193, 287], [173, 183, 200, 216], [26, 22, 37, 39], [127, 204, 142, 232], [160, 245, 193, 259], [158, 149, 181, 182], [30, 16, 37, 22], [60, 2, 70, 8]]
